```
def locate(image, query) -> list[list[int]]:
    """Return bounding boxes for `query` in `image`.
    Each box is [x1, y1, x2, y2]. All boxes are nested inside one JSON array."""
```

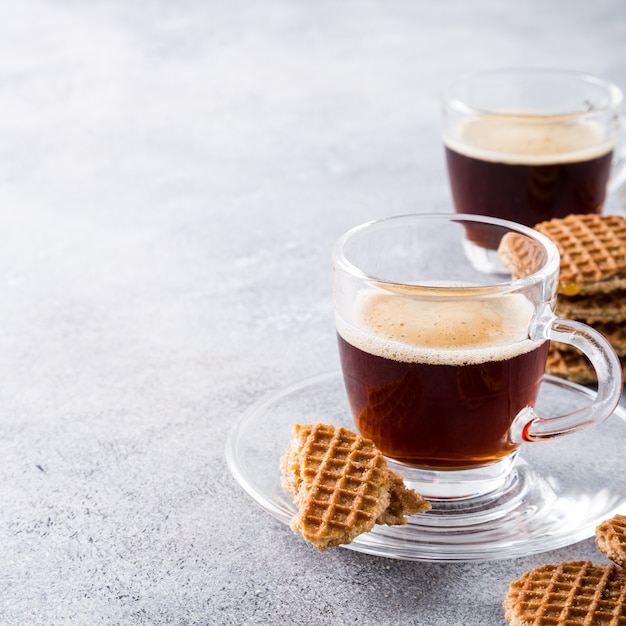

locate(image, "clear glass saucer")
[[225, 370, 626, 562]]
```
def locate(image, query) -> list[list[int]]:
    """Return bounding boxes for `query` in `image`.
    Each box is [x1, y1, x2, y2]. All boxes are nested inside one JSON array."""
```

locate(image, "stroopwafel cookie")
[[497, 230, 549, 281], [280, 423, 430, 550], [556, 291, 626, 325], [503, 561, 626, 625], [597, 514, 626, 568], [534, 214, 626, 297]]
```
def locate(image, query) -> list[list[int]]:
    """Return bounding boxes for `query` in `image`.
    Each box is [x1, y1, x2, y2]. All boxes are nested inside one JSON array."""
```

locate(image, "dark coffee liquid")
[[336, 290, 548, 469], [338, 334, 549, 468], [445, 146, 613, 227], [444, 116, 614, 227]]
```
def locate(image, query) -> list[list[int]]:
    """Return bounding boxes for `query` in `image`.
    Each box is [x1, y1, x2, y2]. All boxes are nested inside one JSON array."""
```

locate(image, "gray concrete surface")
[[1, 1, 625, 624]]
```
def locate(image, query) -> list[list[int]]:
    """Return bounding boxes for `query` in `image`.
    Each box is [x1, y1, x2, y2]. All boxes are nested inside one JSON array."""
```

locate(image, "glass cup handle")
[[608, 115, 626, 195], [511, 308, 623, 443]]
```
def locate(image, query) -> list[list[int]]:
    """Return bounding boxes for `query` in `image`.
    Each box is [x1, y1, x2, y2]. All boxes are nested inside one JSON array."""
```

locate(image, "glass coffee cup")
[[333, 213, 622, 500], [442, 69, 626, 228]]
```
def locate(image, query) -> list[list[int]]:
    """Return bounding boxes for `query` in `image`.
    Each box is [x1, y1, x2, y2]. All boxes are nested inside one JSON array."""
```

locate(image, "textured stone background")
[[0, 1, 625, 624]]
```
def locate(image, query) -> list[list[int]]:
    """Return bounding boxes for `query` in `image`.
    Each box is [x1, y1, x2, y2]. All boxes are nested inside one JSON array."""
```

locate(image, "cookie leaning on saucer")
[[503, 561, 626, 625], [597, 514, 626, 568], [280, 423, 430, 551]]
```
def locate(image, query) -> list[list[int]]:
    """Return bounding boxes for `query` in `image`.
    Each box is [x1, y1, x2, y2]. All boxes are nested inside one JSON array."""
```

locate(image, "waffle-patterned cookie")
[[280, 423, 430, 550], [556, 291, 626, 324], [534, 214, 626, 296], [498, 231, 548, 281], [503, 561, 626, 625], [499, 214, 626, 295], [597, 514, 626, 568]]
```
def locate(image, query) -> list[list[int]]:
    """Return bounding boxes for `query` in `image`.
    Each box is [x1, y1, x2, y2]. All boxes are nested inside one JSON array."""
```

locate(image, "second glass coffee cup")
[[442, 68, 625, 227], [333, 214, 622, 500]]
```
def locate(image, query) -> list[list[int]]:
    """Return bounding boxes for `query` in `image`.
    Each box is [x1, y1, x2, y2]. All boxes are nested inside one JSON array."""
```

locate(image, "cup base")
[[385, 453, 518, 501]]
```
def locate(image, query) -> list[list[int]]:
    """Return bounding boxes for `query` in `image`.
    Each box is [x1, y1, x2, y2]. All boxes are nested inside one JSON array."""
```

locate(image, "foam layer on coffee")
[[444, 114, 614, 165], [336, 289, 542, 366]]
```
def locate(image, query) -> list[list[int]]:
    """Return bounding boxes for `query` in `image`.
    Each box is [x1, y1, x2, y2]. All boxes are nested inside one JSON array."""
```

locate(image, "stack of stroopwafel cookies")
[[504, 213, 626, 385], [503, 514, 626, 625], [539, 214, 626, 384], [280, 423, 430, 550]]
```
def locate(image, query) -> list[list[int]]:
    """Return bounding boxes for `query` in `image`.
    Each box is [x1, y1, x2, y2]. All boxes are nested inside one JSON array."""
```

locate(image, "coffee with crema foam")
[[336, 288, 548, 469], [444, 115, 613, 227]]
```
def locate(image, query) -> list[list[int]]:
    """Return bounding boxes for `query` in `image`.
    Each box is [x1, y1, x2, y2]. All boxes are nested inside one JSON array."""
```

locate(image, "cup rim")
[[333, 213, 560, 294], [442, 67, 623, 118]]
